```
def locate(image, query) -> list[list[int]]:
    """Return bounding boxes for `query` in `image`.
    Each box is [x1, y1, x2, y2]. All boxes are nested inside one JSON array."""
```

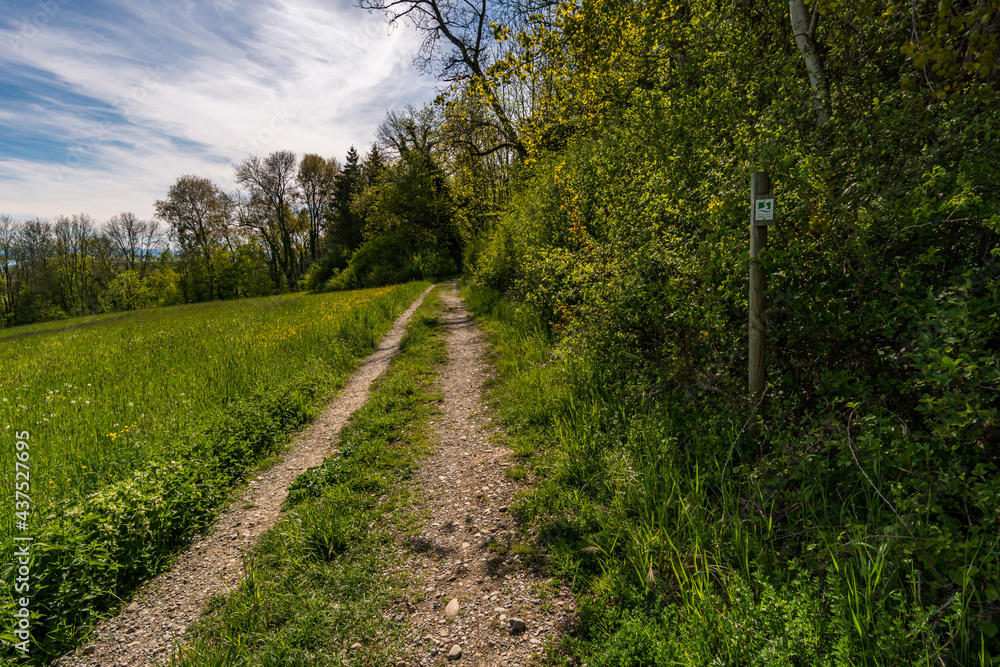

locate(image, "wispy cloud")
[[0, 0, 436, 221]]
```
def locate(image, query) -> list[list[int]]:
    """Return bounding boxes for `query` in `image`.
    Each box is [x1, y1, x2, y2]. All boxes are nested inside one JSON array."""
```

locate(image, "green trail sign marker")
[[753, 197, 775, 225]]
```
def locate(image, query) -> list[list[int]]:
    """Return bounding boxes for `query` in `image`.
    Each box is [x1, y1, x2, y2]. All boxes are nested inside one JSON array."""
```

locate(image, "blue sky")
[[0, 0, 437, 221]]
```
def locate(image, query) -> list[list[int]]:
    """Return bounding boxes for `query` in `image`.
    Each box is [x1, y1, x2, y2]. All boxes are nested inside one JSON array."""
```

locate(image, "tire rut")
[[387, 282, 577, 667]]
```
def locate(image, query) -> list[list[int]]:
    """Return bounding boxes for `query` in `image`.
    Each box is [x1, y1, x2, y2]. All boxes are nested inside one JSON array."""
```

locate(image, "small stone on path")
[[508, 617, 526, 632], [445, 597, 460, 617], [447, 644, 463, 660]]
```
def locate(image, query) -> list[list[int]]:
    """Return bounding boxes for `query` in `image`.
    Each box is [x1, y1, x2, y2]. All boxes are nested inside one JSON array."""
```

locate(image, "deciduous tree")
[[358, 0, 526, 158], [155, 175, 231, 300], [235, 150, 300, 287], [297, 154, 339, 263], [105, 212, 161, 278]]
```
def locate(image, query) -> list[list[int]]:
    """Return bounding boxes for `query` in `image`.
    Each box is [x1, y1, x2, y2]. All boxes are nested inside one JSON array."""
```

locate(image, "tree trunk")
[[789, 0, 830, 125]]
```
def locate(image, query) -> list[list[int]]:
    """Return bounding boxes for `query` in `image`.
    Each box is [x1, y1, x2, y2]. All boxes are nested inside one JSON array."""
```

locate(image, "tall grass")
[[463, 283, 982, 666], [0, 286, 413, 512], [0, 283, 428, 664]]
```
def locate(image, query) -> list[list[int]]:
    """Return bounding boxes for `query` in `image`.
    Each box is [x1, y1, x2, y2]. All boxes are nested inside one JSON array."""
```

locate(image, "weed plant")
[[463, 283, 992, 666]]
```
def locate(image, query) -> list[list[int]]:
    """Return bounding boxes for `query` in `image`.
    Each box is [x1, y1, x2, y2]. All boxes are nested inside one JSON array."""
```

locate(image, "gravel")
[[388, 284, 577, 666]]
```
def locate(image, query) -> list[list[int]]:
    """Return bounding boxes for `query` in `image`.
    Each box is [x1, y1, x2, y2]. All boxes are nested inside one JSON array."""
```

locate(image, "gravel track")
[[385, 283, 577, 667]]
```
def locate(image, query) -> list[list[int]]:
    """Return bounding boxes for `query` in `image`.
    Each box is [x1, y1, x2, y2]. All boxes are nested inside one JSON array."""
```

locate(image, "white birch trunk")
[[789, 0, 830, 125]]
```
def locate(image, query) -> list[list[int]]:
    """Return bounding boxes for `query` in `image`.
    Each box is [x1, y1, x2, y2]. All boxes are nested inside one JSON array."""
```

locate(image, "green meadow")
[[0, 283, 428, 663]]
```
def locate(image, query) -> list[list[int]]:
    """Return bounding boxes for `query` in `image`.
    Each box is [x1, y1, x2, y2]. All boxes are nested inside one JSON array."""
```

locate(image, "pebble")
[[508, 617, 527, 632], [82, 645, 96, 656], [447, 644, 463, 660], [350, 642, 362, 650], [445, 598, 460, 617], [126, 602, 139, 613]]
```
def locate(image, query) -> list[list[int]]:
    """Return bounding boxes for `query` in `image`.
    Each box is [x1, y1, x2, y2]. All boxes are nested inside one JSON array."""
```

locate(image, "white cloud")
[[0, 0, 437, 222]]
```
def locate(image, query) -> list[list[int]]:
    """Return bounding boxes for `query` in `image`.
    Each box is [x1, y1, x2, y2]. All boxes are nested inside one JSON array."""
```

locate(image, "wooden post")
[[749, 171, 769, 399]]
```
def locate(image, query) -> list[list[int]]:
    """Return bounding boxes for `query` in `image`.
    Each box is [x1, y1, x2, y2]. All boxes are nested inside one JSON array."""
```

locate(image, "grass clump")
[[171, 288, 447, 667]]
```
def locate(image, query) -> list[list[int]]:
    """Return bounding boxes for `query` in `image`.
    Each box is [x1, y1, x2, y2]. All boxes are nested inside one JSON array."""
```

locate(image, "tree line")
[[0, 145, 389, 326]]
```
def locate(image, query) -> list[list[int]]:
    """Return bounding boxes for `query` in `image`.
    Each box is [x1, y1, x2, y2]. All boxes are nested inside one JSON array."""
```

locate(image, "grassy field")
[[0, 283, 428, 663]]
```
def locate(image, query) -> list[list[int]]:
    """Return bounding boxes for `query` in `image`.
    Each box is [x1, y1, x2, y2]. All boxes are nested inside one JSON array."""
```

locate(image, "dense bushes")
[[315, 143, 462, 291], [466, 1, 1000, 663], [466, 279, 995, 664], [324, 230, 457, 291]]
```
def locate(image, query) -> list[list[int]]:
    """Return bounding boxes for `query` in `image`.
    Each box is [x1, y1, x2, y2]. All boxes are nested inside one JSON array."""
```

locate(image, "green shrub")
[[324, 230, 457, 291], [100, 270, 152, 312], [465, 278, 1000, 665]]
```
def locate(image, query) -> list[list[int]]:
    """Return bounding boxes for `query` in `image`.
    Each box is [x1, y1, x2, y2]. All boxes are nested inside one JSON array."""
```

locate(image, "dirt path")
[[57, 285, 435, 667], [389, 284, 576, 667]]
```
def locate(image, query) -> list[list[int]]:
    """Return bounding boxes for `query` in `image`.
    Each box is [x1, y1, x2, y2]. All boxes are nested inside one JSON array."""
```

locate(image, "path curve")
[[58, 284, 435, 667]]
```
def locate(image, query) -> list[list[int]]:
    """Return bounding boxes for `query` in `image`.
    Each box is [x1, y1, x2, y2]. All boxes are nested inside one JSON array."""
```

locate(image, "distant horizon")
[[0, 0, 437, 222]]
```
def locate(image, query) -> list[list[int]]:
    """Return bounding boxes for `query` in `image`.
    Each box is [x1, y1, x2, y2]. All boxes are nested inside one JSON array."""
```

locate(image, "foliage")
[[464, 283, 986, 665], [100, 270, 152, 312], [467, 18, 1000, 661], [2, 145, 359, 329], [234, 151, 303, 289], [297, 153, 340, 264], [360, 146, 460, 253], [322, 145, 462, 290], [454, 5, 1000, 646], [328, 145, 365, 254], [898, 0, 1000, 101]]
